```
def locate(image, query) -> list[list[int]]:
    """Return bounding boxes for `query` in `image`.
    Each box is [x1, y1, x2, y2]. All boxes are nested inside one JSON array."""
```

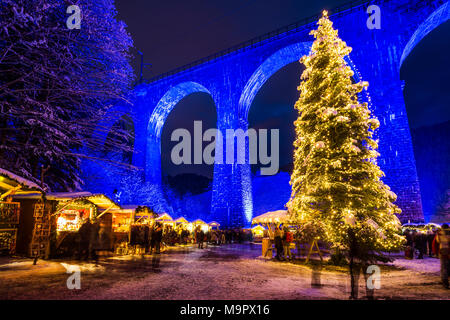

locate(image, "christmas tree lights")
[[287, 11, 405, 254]]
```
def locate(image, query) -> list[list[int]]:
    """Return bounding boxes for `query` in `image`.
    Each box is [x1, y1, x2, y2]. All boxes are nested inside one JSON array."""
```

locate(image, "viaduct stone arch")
[[103, 0, 450, 226], [145, 81, 213, 186]]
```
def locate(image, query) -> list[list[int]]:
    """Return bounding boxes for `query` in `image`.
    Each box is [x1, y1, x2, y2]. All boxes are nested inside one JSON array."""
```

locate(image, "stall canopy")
[[175, 217, 188, 224], [208, 221, 220, 227], [44, 192, 120, 216], [156, 213, 173, 222], [252, 225, 266, 231], [0, 168, 43, 199], [252, 210, 290, 225], [11, 191, 120, 211], [84, 194, 120, 211], [192, 219, 206, 225]]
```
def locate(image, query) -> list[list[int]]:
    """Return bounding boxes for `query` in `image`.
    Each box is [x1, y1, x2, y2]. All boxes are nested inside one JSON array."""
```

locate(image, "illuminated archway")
[[400, 1, 450, 69], [400, 2, 450, 222], [145, 81, 213, 184], [239, 42, 312, 122]]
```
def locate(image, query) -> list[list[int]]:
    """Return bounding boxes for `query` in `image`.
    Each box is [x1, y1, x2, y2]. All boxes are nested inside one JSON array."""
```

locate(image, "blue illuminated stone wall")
[[91, 0, 450, 226]]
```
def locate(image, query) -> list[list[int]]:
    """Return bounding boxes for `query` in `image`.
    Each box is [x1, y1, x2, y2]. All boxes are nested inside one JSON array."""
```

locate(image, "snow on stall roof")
[[175, 217, 188, 223], [17, 191, 121, 210], [46, 192, 93, 200], [252, 209, 289, 224], [156, 213, 173, 221], [0, 167, 42, 191]]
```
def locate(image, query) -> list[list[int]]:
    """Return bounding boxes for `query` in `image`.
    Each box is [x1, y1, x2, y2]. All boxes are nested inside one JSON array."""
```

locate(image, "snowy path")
[[0, 244, 448, 300]]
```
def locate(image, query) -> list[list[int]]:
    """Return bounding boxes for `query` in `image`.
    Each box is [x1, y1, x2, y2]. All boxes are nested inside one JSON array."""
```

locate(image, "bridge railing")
[[145, 0, 383, 84]]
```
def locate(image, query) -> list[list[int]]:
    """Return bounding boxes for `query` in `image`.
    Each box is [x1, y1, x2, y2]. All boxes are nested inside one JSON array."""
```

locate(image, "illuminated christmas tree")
[[287, 11, 405, 265]]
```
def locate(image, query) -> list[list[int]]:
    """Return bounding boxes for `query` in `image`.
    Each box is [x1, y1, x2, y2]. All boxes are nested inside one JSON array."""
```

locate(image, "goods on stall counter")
[[0, 201, 20, 224], [57, 209, 89, 232], [0, 201, 20, 254], [0, 229, 17, 253]]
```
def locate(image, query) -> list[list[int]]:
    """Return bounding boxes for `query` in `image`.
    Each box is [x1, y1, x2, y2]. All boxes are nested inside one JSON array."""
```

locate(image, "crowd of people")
[[193, 228, 251, 249], [74, 219, 111, 262], [127, 223, 252, 254], [403, 227, 437, 259], [403, 223, 450, 289]]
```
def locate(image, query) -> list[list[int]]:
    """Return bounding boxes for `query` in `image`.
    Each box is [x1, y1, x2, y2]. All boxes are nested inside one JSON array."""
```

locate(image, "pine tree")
[[0, 0, 134, 191], [287, 11, 405, 262]]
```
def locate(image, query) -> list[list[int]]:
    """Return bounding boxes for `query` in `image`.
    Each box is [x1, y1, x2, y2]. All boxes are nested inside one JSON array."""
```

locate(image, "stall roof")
[[109, 205, 136, 214], [252, 210, 289, 225], [13, 191, 120, 210], [0, 168, 43, 195], [84, 194, 121, 210], [208, 221, 220, 226], [192, 219, 206, 225], [252, 225, 267, 230], [175, 217, 188, 223], [46, 192, 93, 200], [46, 192, 120, 210], [156, 213, 173, 221]]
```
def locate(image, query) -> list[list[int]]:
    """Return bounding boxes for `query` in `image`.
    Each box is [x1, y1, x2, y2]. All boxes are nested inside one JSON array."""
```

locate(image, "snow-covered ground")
[[0, 244, 448, 300]]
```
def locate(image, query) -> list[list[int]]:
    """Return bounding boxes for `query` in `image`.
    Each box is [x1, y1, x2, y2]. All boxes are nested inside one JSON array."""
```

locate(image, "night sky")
[[115, 0, 450, 178]]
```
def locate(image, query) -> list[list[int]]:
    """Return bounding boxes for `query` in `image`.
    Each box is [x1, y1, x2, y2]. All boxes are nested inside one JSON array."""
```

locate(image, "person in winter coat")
[[198, 229, 205, 249], [274, 225, 284, 261], [414, 231, 427, 259], [283, 226, 293, 261], [434, 224, 450, 289], [149, 225, 155, 254], [404, 230, 414, 259], [427, 229, 436, 257], [77, 220, 92, 260], [211, 231, 218, 245], [153, 224, 163, 254], [220, 231, 226, 245], [90, 220, 100, 263]]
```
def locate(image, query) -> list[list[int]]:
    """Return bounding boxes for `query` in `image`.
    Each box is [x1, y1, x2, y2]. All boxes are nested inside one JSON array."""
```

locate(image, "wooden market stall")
[[174, 217, 189, 231], [252, 210, 289, 258], [192, 219, 209, 233], [208, 221, 220, 230], [252, 209, 323, 262], [0, 168, 44, 255], [250, 225, 267, 242], [155, 213, 174, 226], [108, 205, 136, 255], [48, 192, 120, 257], [174, 216, 188, 225], [133, 206, 157, 225], [252, 210, 289, 234]]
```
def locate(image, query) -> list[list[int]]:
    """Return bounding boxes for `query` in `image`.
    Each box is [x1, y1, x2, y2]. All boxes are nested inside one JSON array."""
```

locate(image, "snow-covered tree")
[[287, 11, 405, 269], [0, 0, 134, 191]]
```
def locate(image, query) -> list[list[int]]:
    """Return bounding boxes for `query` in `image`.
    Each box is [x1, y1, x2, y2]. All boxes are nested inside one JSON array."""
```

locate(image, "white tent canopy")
[[252, 210, 290, 225]]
